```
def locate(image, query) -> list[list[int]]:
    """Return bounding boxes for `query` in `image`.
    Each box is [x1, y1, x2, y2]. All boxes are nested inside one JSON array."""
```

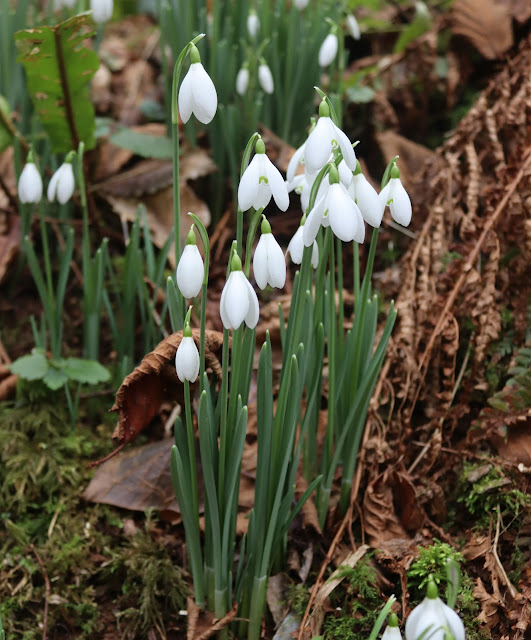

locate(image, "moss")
[[408, 540, 464, 593]]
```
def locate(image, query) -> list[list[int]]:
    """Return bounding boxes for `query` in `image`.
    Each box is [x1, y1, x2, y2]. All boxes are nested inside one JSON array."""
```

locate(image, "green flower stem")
[[184, 379, 199, 522], [336, 237, 344, 351], [217, 329, 230, 505]]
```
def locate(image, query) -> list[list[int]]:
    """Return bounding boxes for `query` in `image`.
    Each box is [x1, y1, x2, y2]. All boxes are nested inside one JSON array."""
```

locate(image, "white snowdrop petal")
[[258, 64, 274, 94], [226, 272, 250, 329], [19, 163, 43, 203], [178, 71, 194, 124], [244, 277, 260, 328], [338, 160, 353, 187], [379, 181, 391, 208], [333, 123, 357, 170], [305, 118, 333, 175], [253, 236, 269, 290], [238, 156, 261, 211], [265, 235, 286, 288], [303, 203, 323, 246], [311, 241, 319, 268], [352, 202, 365, 244], [56, 164, 75, 204], [91, 0, 113, 22], [177, 245, 204, 298], [190, 63, 218, 124], [328, 185, 357, 242], [287, 227, 304, 264], [266, 161, 290, 211], [389, 179, 412, 226], [47, 169, 60, 202], [175, 337, 200, 382], [352, 174, 383, 227], [319, 33, 338, 67], [346, 14, 361, 40], [236, 68, 249, 95], [287, 143, 305, 183], [219, 280, 231, 329]]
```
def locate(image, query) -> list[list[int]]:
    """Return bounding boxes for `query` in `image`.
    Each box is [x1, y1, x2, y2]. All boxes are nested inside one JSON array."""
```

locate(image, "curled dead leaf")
[[88, 329, 224, 467], [451, 0, 513, 60]]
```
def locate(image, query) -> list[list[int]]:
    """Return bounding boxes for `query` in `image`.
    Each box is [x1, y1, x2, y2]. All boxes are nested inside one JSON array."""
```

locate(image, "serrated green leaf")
[[0, 95, 13, 152], [43, 366, 68, 390], [63, 358, 110, 384], [10, 349, 49, 381], [109, 129, 173, 159], [15, 13, 99, 152]]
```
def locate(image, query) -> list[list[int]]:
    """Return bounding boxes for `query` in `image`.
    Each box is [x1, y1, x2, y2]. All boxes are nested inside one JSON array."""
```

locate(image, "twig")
[[194, 603, 238, 640], [29, 544, 50, 640], [492, 508, 518, 599]]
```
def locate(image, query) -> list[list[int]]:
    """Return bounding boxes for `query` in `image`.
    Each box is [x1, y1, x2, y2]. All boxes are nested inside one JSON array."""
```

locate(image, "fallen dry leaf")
[[451, 0, 514, 60], [363, 470, 411, 547], [83, 438, 180, 514]]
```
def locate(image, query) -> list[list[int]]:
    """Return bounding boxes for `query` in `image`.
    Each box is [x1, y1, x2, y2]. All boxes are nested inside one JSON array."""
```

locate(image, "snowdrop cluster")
[[285, 98, 412, 252], [18, 150, 77, 206]]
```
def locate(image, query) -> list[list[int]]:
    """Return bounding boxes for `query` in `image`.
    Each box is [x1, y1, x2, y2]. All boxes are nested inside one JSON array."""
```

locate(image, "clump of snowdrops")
[[166, 35, 419, 640]]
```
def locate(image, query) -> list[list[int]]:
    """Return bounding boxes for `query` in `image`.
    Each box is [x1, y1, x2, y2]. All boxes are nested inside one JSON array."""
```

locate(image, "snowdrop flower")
[[178, 45, 218, 125], [305, 100, 356, 175], [286, 142, 306, 183], [405, 578, 465, 640], [253, 217, 286, 289], [346, 14, 361, 40], [258, 61, 274, 94], [348, 161, 384, 227], [338, 159, 353, 187], [18, 152, 43, 204], [319, 32, 338, 67], [287, 173, 313, 213], [379, 164, 412, 227], [303, 164, 364, 245], [175, 323, 200, 383], [294, 0, 309, 9], [176, 226, 204, 299], [220, 254, 259, 330], [90, 0, 113, 23], [287, 218, 319, 268], [236, 66, 250, 96], [238, 138, 289, 212], [381, 613, 402, 640], [247, 11, 260, 38], [47, 155, 75, 204]]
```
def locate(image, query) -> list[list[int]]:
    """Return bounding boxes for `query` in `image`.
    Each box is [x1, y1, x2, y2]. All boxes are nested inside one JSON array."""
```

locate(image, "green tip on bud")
[[318, 100, 330, 118], [186, 226, 197, 245], [230, 253, 242, 272], [183, 324, 192, 337], [261, 216, 271, 234], [255, 138, 266, 154], [388, 613, 399, 628], [328, 163, 339, 184], [354, 160, 362, 176], [391, 164, 400, 180], [65, 150, 76, 164], [426, 576, 438, 600], [189, 44, 201, 64], [27, 149, 35, 163]]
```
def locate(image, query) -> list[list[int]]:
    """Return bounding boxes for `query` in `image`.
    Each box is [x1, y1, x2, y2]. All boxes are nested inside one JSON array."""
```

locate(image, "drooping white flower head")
[[303, 164, 364, 246], [348, 160, 385, 228], [220, 253, 259, 330], [346, 14, 361, 40], [247, 11, 260, 38], [175, 323, 200, 383], [304, 100, 357, 175], [253, 217, 286, 290], [47, 156, 75, 204], [18, 152, 43, 204], [90, 0, 113, 23], [319, 32, 339, 67], [294, 0, 309, 9], [178, 45, 218, 125], [238, 138, 289, 212], [176, 226, 205, 299], [287, 219, 319, 268], [236, 66, 250, 96], [381, 613, 403, 640], [258, 61, 274, 94], [405, 578, 465, 640], [379, 164, 412, 227]]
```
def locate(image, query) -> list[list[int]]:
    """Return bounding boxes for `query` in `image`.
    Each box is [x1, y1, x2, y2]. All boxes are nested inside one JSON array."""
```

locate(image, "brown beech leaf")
[[451, 0, 513, 60], [83, 438, 182, 513], [89, 329, 224, 467], [363, 470, 410, 547]]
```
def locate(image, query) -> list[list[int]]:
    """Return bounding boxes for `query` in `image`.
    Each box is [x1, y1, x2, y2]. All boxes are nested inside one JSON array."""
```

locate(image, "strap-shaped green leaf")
[[15, 13, 99, 152]]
